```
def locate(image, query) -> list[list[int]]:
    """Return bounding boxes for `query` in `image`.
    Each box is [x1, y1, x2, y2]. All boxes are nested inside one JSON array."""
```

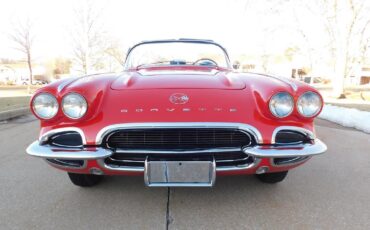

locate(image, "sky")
[[0, 0, 318, 62]]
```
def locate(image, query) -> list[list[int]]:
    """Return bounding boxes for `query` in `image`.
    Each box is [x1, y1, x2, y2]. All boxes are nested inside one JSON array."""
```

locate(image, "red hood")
[[111, 67, 245, 90]]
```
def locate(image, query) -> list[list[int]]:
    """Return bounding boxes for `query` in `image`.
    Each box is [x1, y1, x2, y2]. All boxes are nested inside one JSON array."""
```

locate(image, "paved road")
[[0, 116, 369, 230]]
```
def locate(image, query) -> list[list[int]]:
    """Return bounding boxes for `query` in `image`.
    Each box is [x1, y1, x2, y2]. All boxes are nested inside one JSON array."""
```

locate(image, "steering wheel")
[[193, 58, 218, 67]]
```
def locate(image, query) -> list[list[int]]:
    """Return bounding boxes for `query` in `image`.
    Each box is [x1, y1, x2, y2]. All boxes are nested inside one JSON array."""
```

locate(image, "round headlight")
[[32, 93, 59, 119], [297, 91, 322, 117], [62, 93, 87, 119], [269, 92, 294, 118]]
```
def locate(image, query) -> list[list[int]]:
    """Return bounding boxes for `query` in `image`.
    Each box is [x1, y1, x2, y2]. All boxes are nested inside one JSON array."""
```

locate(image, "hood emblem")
[[169, 93, 189, 105]]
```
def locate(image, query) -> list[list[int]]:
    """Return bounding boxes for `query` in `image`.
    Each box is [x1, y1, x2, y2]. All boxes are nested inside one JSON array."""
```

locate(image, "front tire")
[[256, 171, 288, 183], [68, 173, 103, 187]]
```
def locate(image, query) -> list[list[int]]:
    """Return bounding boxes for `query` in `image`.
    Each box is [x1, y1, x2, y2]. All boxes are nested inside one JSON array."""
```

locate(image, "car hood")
[[110, 68, 246, 90]]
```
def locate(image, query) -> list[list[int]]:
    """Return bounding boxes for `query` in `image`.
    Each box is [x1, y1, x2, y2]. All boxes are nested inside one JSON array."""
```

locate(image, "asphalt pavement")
[[0, 115, 369, 230]]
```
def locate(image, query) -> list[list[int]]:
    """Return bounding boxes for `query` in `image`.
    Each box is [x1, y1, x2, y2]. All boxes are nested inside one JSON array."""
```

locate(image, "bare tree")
[[104, 40, 126, 69], [70, 0, 107, 74], [358, 20, 370, 65], [9, 18, 35, 84], [293, 0, 370, 98]]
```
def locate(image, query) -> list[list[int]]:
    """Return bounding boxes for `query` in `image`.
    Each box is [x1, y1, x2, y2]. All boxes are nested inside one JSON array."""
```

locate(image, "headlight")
[[297, 91, 322, 117], [32, 93, 59, 119], [269, 92, 294, 118], [62, 93, 87, 119]]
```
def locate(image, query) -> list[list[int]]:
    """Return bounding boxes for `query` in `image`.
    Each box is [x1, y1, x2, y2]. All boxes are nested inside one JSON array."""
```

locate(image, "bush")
[[6, 80, 15, 85]]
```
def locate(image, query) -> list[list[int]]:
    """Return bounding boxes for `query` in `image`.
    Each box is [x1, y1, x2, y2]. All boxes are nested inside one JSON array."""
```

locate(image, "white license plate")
[[144, 160, 216, 187]]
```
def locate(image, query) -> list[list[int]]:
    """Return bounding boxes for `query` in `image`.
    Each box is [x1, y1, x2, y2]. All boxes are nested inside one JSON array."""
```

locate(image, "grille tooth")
[[105, 128, 253, 150]]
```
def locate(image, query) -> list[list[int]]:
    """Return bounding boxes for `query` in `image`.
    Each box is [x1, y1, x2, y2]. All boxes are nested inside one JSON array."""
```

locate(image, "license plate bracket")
[[144, 159, 216, 187]]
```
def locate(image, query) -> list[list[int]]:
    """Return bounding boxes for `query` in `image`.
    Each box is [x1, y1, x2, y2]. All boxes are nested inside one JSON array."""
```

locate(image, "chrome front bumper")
[[26, 138, 326, 161], [243, 139, 327, 158], [26, 141, 113, 160]]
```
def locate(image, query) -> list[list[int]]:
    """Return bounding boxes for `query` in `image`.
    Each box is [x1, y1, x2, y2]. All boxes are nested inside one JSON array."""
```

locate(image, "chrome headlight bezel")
[[297, 91, 322, 117], [61, 93, 88, 119], [269, 92, 294, 118], [32, 93, 59, 119]]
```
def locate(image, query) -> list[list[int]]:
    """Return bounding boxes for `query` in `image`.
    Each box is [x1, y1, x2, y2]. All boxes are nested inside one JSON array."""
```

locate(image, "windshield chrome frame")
[[124, 39, 232, 70]]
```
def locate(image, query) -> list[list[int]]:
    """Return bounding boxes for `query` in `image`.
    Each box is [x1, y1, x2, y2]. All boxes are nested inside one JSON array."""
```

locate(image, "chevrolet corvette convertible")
[[27, 39, 327, 187]]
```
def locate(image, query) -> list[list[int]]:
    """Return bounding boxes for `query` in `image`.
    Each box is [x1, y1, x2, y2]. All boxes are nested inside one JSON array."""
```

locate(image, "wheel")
[[256, 171, 288, 184], [67, 173, 103, 187]]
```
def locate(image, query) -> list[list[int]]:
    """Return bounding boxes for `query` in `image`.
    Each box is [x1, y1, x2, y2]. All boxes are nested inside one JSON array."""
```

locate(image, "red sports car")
[[27, 39, 327, 187]]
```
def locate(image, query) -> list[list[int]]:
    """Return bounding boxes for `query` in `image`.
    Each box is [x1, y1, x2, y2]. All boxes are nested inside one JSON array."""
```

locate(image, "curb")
[[0, 96, 31, 121], [0, 107, 31, 121]]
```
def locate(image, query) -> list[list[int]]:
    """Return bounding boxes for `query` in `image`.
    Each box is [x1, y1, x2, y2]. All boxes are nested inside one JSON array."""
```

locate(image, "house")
[[0, 62, 47, 85], [0, 65, 16, 84], [349, 66, 370, 85], [359, 67, 370, 85]]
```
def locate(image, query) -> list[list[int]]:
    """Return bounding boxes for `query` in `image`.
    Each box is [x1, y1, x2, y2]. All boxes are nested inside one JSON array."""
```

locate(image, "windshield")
[[125, 42, 230, 69]]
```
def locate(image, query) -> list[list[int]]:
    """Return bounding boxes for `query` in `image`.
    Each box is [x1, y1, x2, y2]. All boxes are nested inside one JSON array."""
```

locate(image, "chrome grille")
[[104, 128, 253, 150]]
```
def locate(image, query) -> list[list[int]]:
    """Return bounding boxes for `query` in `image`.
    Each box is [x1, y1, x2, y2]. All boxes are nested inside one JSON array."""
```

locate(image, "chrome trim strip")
[[243, 139, 327, 158], [39, 127, 87, 145], [269, 74, 298, 92], [114, 147, 243, 154], [106, 157, 144, 163], [216, 156, 250, 163], [26, 141, 113, 160], [252, 73, 298, 92], [217, 158, 261, 171], [125, 39, 233, 70], [57, 77, 78, 93], [45, 159, 87, 169], [107, 156, 251, 164], [95, 122, 263, 145], [271, 126, 315, 144], [97, 159, 144, 172], [270, 156, 311, 167], [97, 157, 261, 172]]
